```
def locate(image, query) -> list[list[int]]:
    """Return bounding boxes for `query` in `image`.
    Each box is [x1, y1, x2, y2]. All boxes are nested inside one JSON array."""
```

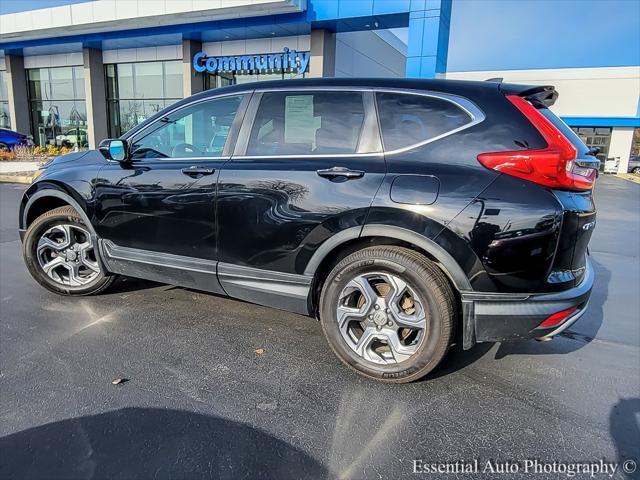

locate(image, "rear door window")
[[246, 91, 366, 156], [375, 92, 473, 152]]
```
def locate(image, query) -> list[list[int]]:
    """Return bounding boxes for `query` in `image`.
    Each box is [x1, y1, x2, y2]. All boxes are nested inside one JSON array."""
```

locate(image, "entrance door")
[[216, 89, 385, 313]]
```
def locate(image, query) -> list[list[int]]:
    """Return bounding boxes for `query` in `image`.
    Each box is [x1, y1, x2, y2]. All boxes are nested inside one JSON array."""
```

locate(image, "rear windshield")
[[539, 108, 590, 157]]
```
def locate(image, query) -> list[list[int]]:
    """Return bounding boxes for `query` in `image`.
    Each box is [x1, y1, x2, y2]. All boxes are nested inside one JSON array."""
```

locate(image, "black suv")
[[19, 78, 599, 383]]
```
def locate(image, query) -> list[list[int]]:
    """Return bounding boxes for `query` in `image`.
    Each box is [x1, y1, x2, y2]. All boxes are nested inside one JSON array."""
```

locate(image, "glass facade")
[[571, 126, 612, 168], [204, 67, 305, 90], [27, 66, 87, 147], [0, 70, 9, 129], [106, 61, 182, 137]]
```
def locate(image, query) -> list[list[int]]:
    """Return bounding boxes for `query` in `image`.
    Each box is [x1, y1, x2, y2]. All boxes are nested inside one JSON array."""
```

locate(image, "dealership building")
[[0, 0, 638, 172]]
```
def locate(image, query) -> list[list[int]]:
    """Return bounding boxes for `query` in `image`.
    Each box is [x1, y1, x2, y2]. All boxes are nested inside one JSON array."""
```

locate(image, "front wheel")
[[23, 206, 117, 295], [632, 167, 640, 175], [319, 246, 457, 383]]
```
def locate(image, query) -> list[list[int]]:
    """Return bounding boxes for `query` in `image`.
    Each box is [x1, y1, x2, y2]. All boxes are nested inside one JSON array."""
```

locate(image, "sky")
[[0, 0, 91, 15], [447, 0, 640, 71]]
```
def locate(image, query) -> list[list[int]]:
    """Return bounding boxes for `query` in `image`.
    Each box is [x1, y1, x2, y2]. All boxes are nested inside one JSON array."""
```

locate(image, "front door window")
[[129, 95, 244, 159]]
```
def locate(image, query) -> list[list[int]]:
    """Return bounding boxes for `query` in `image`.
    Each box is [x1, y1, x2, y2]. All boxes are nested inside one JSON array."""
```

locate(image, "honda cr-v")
[[19, 78, 598, 383]]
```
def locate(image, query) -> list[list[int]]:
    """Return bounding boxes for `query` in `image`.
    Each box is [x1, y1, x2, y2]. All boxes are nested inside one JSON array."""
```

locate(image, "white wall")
[[444, 66, 640, 118], [334, 30, 406, 78], [609, 127, 636, 173], [446, 66, 640, 173], [23, 52, 83, 68], [102, 45, 182, 64]]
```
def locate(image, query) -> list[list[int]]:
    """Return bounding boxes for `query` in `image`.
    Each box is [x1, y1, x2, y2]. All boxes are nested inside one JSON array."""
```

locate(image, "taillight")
[[537, 306, 578, 329], [477, 95, 596, 191]]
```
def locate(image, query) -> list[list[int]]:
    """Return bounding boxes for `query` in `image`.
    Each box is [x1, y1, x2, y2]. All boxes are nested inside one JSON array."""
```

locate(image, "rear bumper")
[[461, 256, 594, 349]]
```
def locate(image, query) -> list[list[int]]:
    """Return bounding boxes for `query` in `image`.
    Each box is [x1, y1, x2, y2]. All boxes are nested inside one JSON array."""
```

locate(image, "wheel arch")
[[305, 225, 472, 316], [21, 184, 96, 239]]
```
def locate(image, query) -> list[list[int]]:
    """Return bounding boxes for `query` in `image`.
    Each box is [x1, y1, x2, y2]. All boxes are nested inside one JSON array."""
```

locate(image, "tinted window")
[[130, 95, 243, 159], [246, 91, 365, 156], [375, 92, 472, 151]]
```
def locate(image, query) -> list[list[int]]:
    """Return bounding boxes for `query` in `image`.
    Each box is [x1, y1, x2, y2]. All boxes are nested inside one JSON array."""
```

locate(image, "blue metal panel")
[[406, 57, 421, 77], [405, 0, 450, 78], [307, 0, 339, 20], [421, 16, 440, 57], [337, 0, 373, 18], [407, 17, 424, 58], [562, 117, 640, 128], [373, 0, 410, 15], [420, 56, 437, 77]]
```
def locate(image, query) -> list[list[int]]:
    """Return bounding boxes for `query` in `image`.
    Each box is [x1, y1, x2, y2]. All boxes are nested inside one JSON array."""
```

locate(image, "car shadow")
[[609, 398, 640, 479], [106, 276, 164, 294], [493, 256, 610, 359], [0, 407, 327, 480], [426, 341, 495, 380]]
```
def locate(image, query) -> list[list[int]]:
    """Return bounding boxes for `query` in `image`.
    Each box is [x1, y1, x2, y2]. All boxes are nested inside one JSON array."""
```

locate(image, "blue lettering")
[[193, 48, 310, 74], [205, 57, 218, 72], [298, 52, 310, 74], [192, 51, 206, 73]]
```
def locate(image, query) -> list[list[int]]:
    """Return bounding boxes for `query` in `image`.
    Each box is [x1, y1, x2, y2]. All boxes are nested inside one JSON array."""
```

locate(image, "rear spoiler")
[[498, 83, 558, 108]]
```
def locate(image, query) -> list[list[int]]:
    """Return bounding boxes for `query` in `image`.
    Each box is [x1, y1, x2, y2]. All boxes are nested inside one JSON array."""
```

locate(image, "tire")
[[0, 143, 9, 152], [632, 167, 640, 175], [319, 246, 456, 383], [23, 205, 117, 295]]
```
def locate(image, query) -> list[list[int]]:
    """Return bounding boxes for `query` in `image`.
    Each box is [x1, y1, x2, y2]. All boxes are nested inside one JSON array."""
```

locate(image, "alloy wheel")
[[36, 224, 101, 286], [336, 272, 427, 365]]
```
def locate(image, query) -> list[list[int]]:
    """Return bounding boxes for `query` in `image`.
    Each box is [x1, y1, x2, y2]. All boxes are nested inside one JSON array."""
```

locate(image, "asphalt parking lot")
[[1, 175, 639, 479]]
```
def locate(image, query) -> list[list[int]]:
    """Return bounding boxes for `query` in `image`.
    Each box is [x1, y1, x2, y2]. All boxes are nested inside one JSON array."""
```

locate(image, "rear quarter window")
[[375, 92, 473, 152]]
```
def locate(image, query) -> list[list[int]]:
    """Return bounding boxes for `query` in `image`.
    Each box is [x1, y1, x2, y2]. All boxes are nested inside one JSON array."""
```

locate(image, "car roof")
[[193, 77, 501, 98]]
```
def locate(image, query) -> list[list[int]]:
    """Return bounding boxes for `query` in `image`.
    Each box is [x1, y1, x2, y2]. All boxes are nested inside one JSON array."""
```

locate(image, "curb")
[[615, 174, 640, 185], [0, 174, 34, 184]]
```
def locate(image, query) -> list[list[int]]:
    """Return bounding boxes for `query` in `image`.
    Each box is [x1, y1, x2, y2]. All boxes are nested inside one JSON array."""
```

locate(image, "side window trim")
[[373, 89, 486, 155], [233, 91, 263, 157], [232, 88, 382, 159], [126, 92, 252, 161]]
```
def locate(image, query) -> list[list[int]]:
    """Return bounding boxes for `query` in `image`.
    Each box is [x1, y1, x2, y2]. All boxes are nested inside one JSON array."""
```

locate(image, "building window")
[[27, 66, 87, 148], [571, 126, 612, 168], [0, 70, 10, 129], [204, 67, 305, 90], [106, 61, 183, 137]]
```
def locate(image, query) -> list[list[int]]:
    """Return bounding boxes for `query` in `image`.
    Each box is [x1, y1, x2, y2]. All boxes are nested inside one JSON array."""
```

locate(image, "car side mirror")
[[99, 139, 129, 162]]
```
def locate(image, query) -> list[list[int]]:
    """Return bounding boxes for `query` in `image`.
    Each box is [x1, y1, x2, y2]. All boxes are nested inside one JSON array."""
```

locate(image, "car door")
[[93, 93, 249, 291], [216, 88, 385, 313]]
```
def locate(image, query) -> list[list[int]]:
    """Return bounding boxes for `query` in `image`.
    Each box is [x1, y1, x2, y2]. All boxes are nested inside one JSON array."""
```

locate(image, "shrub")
[[0, 150, 16, 161]]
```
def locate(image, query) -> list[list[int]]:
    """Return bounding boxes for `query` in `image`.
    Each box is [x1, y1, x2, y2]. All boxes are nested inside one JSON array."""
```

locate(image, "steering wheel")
[[171, 142, 201, 157]]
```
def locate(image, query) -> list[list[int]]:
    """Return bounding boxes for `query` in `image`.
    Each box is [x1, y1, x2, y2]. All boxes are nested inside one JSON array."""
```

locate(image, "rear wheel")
[[632, 167, 640, 175], [319, 246, 456, 383], [23, 206, 117, 295]]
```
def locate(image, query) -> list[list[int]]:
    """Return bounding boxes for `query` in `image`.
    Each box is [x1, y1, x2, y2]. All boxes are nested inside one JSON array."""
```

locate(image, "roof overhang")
[[0, 0, 306, 44]]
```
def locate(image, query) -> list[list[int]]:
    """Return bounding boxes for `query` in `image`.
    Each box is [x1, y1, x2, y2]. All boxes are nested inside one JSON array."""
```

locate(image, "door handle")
[[316, 166, 365, 179], [181, 166, 215, 177]]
